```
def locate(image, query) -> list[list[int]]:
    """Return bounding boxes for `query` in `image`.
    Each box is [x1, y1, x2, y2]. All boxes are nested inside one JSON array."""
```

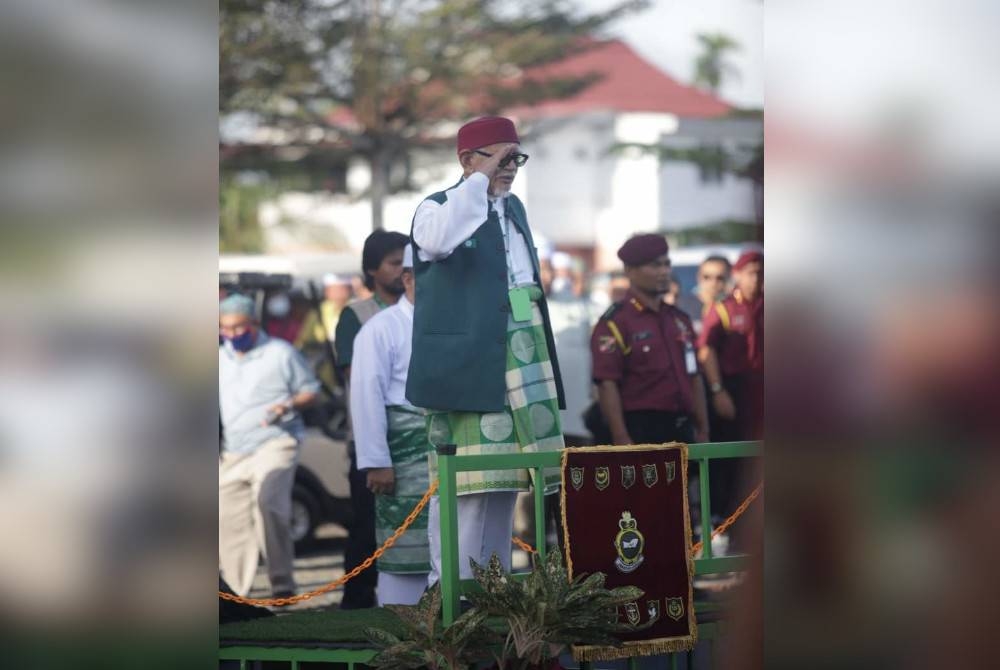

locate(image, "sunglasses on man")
[[474, 149, 530, 168]]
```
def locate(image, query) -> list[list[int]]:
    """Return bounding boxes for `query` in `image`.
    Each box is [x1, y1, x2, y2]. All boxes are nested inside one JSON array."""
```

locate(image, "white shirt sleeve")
[[348, 322, 393, 470], [413, 172, 490, 261]]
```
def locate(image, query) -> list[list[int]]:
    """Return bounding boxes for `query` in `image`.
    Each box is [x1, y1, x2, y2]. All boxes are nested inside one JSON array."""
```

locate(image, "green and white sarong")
[[376, 405, 432, 574], [427, 289, 564, 496]]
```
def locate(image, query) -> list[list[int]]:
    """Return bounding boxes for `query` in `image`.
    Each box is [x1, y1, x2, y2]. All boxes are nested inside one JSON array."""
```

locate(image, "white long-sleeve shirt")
[[412, 172, 535, 288], [349, 296, 415, 470]]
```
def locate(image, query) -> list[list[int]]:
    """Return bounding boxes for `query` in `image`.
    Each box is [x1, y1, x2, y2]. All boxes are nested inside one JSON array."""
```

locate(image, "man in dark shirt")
[[334, 229, 408, 609], [590, 234, 709, 446], [697, 250, 762, 535]]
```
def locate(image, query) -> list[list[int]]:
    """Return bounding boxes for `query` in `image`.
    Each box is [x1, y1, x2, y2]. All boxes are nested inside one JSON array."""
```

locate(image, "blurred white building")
[[510, 40, 761, 271], [228, 40, 761, 272]]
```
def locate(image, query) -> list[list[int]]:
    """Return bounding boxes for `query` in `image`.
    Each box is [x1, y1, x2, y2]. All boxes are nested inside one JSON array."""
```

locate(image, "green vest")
[[407, 179, 566, 413]]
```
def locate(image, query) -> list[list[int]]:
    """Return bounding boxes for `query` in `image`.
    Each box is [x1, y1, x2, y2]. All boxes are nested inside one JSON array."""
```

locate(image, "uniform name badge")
[[684, 342, 697, 374], [509, 287, 533, 322]]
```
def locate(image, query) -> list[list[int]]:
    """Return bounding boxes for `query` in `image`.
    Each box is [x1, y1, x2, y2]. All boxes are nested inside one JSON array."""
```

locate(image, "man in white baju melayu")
[[349, 245, 431, 605]]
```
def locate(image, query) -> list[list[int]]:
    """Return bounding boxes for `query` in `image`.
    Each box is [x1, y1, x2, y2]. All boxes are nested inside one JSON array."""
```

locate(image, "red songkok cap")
[[734, 250, 763, 271], [456, 116, 520, 153], [617, 234, 669, 266]]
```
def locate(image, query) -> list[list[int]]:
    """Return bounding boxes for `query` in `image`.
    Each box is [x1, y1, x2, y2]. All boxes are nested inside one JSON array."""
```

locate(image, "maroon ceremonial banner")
[[560, 443, 696, 661]]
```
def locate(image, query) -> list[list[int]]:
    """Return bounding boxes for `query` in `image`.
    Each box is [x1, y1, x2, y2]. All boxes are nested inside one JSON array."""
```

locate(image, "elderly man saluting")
[[219, 294, 319, 598], [408, 116, 566, 586]]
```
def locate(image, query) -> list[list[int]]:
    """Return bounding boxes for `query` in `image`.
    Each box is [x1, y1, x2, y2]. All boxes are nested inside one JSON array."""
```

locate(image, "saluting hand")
[[366, 467, 396, 495]]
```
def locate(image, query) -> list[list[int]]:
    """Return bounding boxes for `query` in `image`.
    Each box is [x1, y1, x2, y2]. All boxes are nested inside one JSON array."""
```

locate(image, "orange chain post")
[[219, 479, 761, 606], [691, 482, 762, 556], [511, 535, 537, 554], [218, 479, 440, 607]]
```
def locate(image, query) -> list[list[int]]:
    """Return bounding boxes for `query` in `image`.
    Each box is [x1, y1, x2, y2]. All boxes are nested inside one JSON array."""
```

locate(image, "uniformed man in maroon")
[[697, 250, 763, 441], [590, 234, 710, 445]]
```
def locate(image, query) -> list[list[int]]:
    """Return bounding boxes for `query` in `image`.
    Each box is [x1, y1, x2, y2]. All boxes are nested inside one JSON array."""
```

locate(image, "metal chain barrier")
[[219, 479, 441, 607], [511, 535, 537, 554], [510, 483, 764, 557], [690, 482, 762, 556], [219, 478, 762, 607]]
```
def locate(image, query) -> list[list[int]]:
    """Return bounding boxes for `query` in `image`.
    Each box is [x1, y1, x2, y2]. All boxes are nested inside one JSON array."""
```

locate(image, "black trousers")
[[622, 410, 736, 527], [706, 374, 758, 522], [623, 410, 695, 445], [340, 444, 377, 609]]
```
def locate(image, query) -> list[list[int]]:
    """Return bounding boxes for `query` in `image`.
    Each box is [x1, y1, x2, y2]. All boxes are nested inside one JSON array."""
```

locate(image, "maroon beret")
[[734, 250, 763, 271], [617, 234, 669, 266], [457, 116, 520, 153]]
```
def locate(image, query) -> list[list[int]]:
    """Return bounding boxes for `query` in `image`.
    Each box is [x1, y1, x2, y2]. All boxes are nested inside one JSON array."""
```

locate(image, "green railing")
[[437, 441, 760, 626], [219, 441, 761, 668]]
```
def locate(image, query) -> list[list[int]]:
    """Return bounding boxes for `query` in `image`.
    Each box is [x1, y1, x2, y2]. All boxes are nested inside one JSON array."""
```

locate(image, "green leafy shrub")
[[364, 584, 499, 670], [468, 551, 644, 669]]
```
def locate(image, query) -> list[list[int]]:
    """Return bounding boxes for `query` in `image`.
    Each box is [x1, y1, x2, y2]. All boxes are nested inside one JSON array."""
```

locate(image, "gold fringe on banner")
[[572, 632, 698, 662]]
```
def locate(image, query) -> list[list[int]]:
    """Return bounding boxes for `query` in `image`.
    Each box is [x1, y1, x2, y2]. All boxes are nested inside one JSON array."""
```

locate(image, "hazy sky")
[[582, 0, 763, 109]]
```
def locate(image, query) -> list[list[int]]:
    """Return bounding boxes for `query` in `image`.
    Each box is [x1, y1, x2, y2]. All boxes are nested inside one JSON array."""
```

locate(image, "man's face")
[[626, 255, 672, 296], [219, 313, 255, 340], [609, 275, 630, 303], [697, 260, 730, 301], [735, 261, 763, 298], [461, 141, 520, 196], [369, 248, 406, 296]]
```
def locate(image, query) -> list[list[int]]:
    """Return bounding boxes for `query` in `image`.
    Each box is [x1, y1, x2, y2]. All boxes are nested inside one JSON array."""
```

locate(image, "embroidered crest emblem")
[[595, 466, 610, 491], [624, 601, 641, 626], [642, 464, 658, 487], [613, 511, 645, 573], [570, 467, 584, 491], [647, 599, 660, 623], [665, 461, 676, 484], [621, 465, 636, 489], [666, 597, 684, 621], [597, 335, 616, 353]]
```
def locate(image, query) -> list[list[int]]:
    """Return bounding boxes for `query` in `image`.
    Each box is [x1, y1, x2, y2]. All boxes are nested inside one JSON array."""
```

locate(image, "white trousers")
[[427, 491, 519, 587], [219, 435, 299, 597], [377, 571, 429, 606]]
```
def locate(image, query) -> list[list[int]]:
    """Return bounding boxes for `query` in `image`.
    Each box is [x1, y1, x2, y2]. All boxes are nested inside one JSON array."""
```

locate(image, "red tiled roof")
[[509, 39, 730, 119]]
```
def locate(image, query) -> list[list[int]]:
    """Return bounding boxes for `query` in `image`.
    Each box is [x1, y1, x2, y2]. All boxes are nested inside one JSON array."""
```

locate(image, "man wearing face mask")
[[219, 293, 320, 598]]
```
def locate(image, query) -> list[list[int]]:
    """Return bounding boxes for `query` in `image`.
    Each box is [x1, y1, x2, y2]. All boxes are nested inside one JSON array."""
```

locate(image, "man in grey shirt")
[[219, 294, 319, 597]]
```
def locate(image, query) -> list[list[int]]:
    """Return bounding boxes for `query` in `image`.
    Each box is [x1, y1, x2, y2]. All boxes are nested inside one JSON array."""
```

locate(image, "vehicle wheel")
[[290, 483, 320, 552]]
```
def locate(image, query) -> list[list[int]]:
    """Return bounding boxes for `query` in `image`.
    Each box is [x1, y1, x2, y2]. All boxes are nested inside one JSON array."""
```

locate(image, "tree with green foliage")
[[692, 31, 741, 94], [219, 177, 268, 253], [221, 0, 649, 232]]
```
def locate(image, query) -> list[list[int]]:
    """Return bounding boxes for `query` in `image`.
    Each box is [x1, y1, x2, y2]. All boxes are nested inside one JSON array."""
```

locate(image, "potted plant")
[[468, 551, 644, 670], [364, 584, 500, 670]]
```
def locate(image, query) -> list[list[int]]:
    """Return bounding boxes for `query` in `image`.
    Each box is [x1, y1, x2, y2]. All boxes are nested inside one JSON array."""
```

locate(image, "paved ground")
[[249, 522, 536, 613]]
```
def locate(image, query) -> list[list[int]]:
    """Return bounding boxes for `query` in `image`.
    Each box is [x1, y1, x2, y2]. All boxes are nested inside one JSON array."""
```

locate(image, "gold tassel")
[[572, 634, 697, 662]]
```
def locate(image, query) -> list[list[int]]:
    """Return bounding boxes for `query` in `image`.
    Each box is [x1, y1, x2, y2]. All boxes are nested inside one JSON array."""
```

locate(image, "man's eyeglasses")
[[474, 150, 529, 168]]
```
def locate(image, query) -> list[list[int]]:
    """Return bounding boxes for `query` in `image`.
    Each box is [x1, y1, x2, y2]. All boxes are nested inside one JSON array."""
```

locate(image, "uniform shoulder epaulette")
[[600, 301, 623, 321]]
